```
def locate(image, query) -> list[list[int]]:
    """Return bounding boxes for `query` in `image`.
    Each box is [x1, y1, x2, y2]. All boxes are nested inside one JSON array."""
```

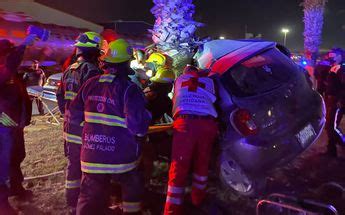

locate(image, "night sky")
[[37, 0, 345, 52]]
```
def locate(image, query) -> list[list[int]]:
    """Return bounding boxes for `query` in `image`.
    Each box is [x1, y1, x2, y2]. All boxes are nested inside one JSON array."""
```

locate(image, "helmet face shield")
[[74, 32, 102, 48], [77, 34, 99, 45]]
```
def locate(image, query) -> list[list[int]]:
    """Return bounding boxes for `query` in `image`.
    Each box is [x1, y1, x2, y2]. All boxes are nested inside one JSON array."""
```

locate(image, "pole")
[[283, 32, 287, 46]]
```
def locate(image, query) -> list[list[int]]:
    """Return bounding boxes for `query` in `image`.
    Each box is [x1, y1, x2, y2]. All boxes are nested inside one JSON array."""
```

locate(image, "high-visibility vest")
[[173, 74, 217, 118]]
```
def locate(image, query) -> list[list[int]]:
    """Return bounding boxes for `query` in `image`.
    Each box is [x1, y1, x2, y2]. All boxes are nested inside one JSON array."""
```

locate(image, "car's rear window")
[[220, 48, 298, 97]]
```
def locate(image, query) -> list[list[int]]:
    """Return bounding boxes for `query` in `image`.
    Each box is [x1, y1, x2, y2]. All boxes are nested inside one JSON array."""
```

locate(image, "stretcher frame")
[[256, 193, 338, 215], [28, 87, 61, 125]]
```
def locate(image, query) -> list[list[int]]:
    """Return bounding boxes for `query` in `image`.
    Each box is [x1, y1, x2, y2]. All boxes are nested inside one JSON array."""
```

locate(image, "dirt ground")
[[9, 116, 345, 215]]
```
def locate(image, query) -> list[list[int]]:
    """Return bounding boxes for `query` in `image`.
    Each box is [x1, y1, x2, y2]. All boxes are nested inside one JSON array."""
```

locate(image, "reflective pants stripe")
[[167, 185, 185, 194], [192, 181, 207, 190], [65, 179, 81, 189], [193, 173, 208, 182], [166, 196, 183, 205]]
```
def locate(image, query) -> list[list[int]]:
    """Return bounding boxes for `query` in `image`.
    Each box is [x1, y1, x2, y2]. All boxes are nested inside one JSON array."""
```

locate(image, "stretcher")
[[256, 193, 338, 215], [27, 86, 61, 125]]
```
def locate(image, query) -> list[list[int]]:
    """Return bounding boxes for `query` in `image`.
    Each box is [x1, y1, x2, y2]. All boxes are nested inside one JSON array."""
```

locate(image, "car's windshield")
[[220, 47, 298, 97]]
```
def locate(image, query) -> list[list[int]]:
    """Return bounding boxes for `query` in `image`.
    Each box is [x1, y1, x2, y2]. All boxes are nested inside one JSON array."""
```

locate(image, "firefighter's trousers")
[[76, 169, 143, 215]]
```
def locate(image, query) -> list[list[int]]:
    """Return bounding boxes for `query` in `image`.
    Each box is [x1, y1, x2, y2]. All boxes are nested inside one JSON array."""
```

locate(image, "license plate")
[[296, 124, 316, 148]]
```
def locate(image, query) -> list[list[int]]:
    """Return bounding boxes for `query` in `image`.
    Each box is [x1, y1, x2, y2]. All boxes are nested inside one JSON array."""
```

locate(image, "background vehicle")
[[194, 40, 325, 196], [43, 72, 62, 94], [41, 73, 62, 106]]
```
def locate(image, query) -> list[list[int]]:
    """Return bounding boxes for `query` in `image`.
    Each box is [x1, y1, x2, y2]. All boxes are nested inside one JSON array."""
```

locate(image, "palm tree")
[[302, 0, 327, 63], [150, 0, 203, 76]]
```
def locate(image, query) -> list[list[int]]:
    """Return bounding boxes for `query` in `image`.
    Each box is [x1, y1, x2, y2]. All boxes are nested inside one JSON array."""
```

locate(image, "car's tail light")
[[230, 109, 258, 136], [56, 81, 61, 87]]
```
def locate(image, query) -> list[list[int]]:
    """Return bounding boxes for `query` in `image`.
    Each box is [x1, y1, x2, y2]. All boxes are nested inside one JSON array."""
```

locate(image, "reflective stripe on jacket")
[[57, 59, 102, 138], [56, 59, 102, 115], [68, 73, 151, 173], [63, 132, 82, 144], [84, 112, 126, 128], [80, 160, 139, 174]]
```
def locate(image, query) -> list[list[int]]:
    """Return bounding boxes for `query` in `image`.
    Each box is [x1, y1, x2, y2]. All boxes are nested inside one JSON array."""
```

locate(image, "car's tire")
[[218, 153, 266, 197]]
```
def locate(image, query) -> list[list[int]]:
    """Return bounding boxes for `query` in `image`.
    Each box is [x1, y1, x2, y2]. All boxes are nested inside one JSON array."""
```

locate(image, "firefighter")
[[141, 52, 175, 184], [0, 35, 37, 214], [324, 48, 345, 157], [144, 52, 175, 122], [66, 38, 151, 215], [56, 31, 103, 212], [164, 65, 218, 215]]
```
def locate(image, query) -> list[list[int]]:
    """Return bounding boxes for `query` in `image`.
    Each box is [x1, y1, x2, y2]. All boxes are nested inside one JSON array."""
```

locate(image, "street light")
[[219, 36, 225, 40], [281, 28, 290, 46]]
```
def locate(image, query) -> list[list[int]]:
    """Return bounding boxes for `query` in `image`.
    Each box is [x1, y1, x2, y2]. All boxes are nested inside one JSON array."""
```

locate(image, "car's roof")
[[195, 39, 276, 76]]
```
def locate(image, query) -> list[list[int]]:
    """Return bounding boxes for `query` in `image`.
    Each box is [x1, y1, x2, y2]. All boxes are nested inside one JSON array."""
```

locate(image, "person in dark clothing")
[[56, 32, 103, 213], [24, 60, 46, 115], [144, 52, 175, 123], [0, 34, 37, 214], [141, 52, 175, 184], [314, 55, 332, 96], [324, 48, 345, 157], [144, 82, 173, 122]]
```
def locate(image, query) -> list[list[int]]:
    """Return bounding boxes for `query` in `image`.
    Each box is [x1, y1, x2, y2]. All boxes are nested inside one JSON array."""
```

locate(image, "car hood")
[[194, 40, 276, 76]]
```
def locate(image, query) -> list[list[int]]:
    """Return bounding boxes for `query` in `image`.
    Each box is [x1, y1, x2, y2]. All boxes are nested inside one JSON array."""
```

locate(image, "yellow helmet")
[[74, 32, 102, 48], [146, 52, 166, 66], [150, 67, 175, 83], [100, 39, 132, 63]]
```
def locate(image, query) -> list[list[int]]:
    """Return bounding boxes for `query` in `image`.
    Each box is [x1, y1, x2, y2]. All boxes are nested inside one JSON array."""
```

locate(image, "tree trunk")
[[303, 0, 327, 65], [150, 0, 202, 76]]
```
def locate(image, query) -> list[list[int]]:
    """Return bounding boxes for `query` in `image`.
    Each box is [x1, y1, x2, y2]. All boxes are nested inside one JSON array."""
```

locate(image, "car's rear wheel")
[[219, 154, 265, 197]]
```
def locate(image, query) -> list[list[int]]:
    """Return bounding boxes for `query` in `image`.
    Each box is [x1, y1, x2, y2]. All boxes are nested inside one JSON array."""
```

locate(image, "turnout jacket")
[[0, 45, 31, 127], [67, 73, 151, 174], [57, 59, 102, 114], [56, 59, 102, 144]]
